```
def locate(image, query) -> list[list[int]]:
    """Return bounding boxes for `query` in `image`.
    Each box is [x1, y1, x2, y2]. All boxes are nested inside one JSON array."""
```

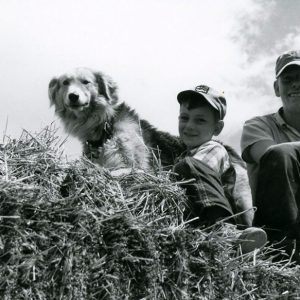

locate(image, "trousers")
[[173, 157, 235, 226], [254, 143, 300, 240]]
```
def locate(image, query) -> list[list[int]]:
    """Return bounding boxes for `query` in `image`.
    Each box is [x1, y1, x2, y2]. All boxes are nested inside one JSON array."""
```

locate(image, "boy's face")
[[178, 103, 221, 150], [276, 66, 300, 113]]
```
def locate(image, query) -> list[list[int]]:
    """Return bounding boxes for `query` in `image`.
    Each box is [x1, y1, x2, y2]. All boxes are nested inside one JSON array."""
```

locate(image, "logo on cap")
[[286, 50, 300, 57], [195, 85, 209, 94]]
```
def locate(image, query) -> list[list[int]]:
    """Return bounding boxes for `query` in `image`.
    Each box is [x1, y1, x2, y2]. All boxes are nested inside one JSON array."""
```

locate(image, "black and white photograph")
[[1, 0, 300, 299]]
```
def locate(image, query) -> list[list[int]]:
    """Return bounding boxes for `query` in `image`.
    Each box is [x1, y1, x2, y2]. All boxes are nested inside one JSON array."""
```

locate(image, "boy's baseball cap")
[[177, 85, 227, 120], [276, 50, 300, 78]]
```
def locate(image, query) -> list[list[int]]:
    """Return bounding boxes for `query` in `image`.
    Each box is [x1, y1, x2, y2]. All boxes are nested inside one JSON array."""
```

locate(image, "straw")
[[1, 124, 300, 299]]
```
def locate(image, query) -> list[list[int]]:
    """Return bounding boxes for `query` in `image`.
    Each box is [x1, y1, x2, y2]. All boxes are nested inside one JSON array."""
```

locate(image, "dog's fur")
[[48, 68, 184, 170], [48, 67, 253, 225]]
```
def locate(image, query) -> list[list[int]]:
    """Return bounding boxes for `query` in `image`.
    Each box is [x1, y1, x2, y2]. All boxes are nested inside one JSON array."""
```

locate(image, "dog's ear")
[[48, 78, 59, 106], [94, 72, 119, 104]]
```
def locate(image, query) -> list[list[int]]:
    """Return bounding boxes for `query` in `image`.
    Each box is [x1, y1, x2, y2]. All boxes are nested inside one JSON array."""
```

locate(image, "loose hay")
[[0, 124, 300, 300]]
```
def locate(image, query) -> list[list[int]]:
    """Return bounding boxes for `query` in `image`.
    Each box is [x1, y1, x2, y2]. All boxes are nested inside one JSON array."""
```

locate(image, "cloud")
[[232, 0, 300, 58]]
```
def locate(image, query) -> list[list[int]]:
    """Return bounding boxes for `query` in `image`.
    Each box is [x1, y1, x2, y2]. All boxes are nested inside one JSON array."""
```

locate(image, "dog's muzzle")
[[67, 92, 89, 109]]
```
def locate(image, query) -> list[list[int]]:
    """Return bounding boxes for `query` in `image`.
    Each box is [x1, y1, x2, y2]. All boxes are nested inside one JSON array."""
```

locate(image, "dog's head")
[[48, 68, 119, 119]]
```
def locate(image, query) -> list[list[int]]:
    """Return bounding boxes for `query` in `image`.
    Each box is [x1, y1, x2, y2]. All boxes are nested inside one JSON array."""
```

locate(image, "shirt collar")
[[188, 141, 213, 155], [274, 107, 300, 137], [274, 107, 287, 127]]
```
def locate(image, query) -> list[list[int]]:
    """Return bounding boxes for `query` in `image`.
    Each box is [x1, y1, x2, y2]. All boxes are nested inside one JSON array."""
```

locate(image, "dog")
[[48, 67, 184, 171], [48, 67, 253, 225]]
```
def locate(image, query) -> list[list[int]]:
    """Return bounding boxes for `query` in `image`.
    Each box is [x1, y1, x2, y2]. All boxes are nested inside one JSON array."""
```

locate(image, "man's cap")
[[276, 50, 300, 78], [177, 85, 227, 120]]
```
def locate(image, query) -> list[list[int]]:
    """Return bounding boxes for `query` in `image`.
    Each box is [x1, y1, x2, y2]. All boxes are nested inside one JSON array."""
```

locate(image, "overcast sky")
[[1, 0, 300, 158]]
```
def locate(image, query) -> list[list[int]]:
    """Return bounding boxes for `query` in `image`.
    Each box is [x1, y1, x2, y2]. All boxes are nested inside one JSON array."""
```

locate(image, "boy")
[[241, 51, 300, 259], [174, 85, 267, 253]]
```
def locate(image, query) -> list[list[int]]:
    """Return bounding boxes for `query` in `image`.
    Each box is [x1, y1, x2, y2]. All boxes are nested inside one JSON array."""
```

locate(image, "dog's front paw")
[[110, 168, 145, 177], [110, 168, 133, 177]]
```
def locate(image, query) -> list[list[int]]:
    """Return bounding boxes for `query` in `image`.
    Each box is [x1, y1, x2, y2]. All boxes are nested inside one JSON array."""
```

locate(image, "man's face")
[[178, 103, 219, 150], [276, 66, 300, 113]]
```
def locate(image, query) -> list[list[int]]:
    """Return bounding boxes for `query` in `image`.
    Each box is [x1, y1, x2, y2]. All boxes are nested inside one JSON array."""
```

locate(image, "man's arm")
[[247, 140, 276, 164], [248, 140, 300, 164]]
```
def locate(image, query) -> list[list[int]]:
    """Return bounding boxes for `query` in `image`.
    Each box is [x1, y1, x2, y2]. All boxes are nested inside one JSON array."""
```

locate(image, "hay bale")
[[1, 124, 300, 300]]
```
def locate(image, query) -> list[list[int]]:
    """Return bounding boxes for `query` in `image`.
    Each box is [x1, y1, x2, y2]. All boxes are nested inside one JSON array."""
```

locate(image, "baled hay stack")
[[0, 124, 300, 300]]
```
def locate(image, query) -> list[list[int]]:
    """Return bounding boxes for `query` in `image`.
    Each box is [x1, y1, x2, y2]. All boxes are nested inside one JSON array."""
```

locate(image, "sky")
[[1, 0, 300, 158]]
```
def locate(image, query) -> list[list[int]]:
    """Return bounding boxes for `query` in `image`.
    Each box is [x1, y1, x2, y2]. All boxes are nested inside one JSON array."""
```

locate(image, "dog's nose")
[[68, 93, 79, 103]]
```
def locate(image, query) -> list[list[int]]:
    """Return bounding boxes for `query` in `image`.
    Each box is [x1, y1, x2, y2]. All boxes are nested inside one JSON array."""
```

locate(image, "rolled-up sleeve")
[[241, 117, 274, 163], [193, 142, 230, 175]]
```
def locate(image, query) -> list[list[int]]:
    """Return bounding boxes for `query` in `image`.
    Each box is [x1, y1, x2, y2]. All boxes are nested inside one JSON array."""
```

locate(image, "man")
[[241, 51, 300, 258]]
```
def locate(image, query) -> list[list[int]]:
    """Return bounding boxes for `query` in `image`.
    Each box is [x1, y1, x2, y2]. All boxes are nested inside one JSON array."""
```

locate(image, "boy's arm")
[[193, 142, 230, 175], [195, 142, 254, 226]]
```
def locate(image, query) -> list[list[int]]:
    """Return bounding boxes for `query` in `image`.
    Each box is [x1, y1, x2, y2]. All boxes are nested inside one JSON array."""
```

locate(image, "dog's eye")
[[81, 80, 90, 85], [62, 80, 70, 86]]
